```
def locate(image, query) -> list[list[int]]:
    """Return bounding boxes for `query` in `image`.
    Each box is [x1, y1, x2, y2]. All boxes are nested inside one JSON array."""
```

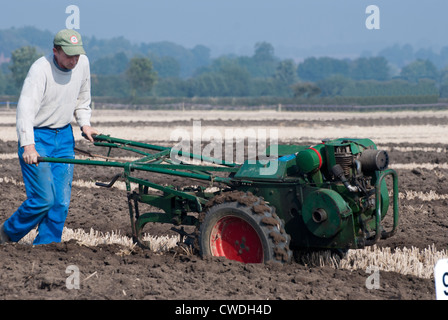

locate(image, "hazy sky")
[[1, 0, 447, 58]]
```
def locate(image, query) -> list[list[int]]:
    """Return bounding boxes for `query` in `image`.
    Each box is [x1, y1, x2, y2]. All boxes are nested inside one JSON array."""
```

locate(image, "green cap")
[[53, 29, 86, 56]]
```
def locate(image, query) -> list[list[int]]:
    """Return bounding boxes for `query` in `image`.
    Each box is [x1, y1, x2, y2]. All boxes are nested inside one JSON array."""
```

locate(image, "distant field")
[[2, 109, 448, 144]]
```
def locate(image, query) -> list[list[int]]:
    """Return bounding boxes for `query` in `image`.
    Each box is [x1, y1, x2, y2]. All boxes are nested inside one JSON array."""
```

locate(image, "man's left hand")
[[81, 125, 99, 142]]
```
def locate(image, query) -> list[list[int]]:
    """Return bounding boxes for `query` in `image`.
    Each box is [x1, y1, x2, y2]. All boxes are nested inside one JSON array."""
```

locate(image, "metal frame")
[[37, 134, 400, 252]]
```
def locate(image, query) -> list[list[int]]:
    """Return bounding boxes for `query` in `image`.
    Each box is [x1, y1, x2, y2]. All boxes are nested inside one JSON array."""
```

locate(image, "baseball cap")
[[53, 29, 86, 56]]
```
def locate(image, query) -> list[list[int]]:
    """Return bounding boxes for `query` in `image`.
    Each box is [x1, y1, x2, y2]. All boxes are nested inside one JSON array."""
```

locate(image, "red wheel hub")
[[209, 216, 263, 263]]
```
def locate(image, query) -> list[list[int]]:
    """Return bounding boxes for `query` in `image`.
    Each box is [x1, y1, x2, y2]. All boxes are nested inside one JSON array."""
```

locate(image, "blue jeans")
[[4, 125, 75, 245]]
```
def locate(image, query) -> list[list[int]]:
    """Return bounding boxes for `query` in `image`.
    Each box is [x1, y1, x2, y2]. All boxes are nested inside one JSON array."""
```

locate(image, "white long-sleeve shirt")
[[16, 54, 92, 147]]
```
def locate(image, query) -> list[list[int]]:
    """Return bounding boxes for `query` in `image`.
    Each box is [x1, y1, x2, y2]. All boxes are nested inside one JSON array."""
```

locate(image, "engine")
[[294, 138, 397, 249], [232, 138, 399, 251]]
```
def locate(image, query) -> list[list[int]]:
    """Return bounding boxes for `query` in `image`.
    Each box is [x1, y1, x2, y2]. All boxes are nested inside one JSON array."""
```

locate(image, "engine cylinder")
[[334, 148, 353, 177], [359, 149, 389, 172]]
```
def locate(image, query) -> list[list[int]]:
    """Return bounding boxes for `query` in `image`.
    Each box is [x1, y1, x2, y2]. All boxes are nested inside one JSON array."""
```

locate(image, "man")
[[0, 29, 98, 245]]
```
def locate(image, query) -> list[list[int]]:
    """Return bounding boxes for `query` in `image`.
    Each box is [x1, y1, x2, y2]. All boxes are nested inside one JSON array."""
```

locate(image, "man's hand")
[[81, 125, 99, 142], [22, 144, 40, 165]]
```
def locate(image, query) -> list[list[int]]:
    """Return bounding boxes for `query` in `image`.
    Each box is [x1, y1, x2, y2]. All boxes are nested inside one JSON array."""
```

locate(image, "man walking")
[[0, 29, 98, 245]]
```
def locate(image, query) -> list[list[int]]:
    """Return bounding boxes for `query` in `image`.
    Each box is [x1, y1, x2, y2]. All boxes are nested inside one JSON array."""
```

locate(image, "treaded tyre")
[[199, 191, 292, 264]]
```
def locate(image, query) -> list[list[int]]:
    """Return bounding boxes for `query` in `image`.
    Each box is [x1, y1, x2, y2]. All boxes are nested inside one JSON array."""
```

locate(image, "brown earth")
[[0, 116, 447, 304]]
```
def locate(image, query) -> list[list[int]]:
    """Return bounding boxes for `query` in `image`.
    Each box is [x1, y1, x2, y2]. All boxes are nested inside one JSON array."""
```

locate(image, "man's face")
[[53, 47, 80, 70]]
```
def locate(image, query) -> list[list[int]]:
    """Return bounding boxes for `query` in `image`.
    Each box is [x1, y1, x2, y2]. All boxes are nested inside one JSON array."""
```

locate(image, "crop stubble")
[[0, 109, 447, 300]]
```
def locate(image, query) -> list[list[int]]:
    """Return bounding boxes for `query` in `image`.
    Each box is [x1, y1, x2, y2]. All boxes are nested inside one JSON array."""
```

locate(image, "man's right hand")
[[22, 144, 40, 165]]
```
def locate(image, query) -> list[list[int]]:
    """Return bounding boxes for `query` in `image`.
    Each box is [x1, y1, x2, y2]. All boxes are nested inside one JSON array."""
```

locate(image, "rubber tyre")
[[199, 192, 292, 264]]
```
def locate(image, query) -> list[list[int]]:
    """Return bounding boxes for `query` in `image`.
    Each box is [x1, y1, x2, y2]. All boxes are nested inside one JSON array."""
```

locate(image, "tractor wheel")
[[199, 191, 292, 264]]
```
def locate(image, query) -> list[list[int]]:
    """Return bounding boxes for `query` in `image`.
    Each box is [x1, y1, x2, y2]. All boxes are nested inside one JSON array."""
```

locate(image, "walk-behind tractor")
[[38, 134, 398, 264]]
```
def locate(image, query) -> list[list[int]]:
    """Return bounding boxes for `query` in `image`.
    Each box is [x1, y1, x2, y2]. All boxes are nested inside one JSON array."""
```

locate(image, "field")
[[0, 108, 447, 301]]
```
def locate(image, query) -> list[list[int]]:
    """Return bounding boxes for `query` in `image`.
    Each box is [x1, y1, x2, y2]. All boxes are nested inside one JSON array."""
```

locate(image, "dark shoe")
[[0, 223, 10, 244]]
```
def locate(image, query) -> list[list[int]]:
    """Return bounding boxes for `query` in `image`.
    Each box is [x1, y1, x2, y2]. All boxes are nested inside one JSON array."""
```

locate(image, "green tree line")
[[0, 27, 447, 103]]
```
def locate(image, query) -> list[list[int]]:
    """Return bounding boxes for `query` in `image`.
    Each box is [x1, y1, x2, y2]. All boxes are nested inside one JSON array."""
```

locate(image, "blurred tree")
[[316, 75, 353, 97], [240, 42, 277, 78], [143, 41, 210, 78], [440, 67, 448, 85], [191, 45, 211, 69], [91, 52, 129, 75], [195, 56, 238, 75], [0, 27, 52, 60], [84, 36, 135, 62], [274, 59, 297, 85], [349, 57, 390, 81], [400, 59, 439, 83], [154, 77, 194, 97], [219, 64, 251, 96], [9, 46, 42, 89], [126, 56, 158, 99], [253, 42, 275, 63], [378, 44, 414, 68], [0, 69, 6, 94], [91, 74, 130, 97], [439, 47, 448, 70], [192, 63, 251, 97], [297, 57, 350, 82], [439, 67, 448, 97], [291, 82, 321, 98], [250, 78, 277, 96], [193, 72, 226, 97], [415, 48, 443, 68], [150, 55, 180, 78]]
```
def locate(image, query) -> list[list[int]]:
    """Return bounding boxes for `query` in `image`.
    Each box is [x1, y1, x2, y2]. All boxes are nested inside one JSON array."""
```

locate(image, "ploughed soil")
[[0, 115, 447, 302]]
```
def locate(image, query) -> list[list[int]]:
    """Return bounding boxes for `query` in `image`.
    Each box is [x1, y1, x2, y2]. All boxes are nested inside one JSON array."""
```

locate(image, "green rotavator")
[[38, 134, 398, 264]]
